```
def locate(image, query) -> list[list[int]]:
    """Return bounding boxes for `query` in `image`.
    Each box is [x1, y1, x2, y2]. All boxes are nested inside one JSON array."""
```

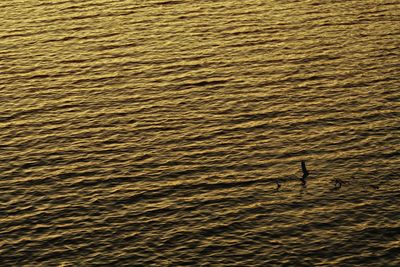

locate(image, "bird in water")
[[275, 180, 281, 190], [369, 184, 380, 190], [333, 178, 343, 188], [300, 160, 309, 186]]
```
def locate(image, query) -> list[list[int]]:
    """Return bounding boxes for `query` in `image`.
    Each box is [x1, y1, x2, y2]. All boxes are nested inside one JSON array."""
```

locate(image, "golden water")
[[1, 0, 399, 266]]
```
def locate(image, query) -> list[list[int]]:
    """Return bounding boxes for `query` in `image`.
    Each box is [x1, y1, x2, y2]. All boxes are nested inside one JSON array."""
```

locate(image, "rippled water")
[[1, 0, 399, 266]]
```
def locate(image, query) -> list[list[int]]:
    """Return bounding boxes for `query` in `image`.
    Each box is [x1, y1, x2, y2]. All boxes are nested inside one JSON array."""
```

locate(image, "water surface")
[[0, 0, 399, 266]]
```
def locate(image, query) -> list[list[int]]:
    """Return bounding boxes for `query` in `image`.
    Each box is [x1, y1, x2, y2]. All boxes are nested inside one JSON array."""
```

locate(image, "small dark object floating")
[[275, 180, 281, 190], [301, 160, 309, 178], [333, 178, 343, 188], [300, 160, 309, 186], [369, 184, 379, 190]]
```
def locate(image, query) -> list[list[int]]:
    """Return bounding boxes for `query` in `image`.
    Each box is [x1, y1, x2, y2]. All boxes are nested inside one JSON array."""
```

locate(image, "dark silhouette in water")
[[300, 160, 309, 186], [333, 178, 343, 188], [275, 180, 281, 190], [301, 160, 309, 178], [369, 184, 380, 190]]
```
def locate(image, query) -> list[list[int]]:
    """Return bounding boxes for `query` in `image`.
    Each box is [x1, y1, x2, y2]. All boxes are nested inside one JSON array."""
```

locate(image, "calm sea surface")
[[1, 0, 399, 266]]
